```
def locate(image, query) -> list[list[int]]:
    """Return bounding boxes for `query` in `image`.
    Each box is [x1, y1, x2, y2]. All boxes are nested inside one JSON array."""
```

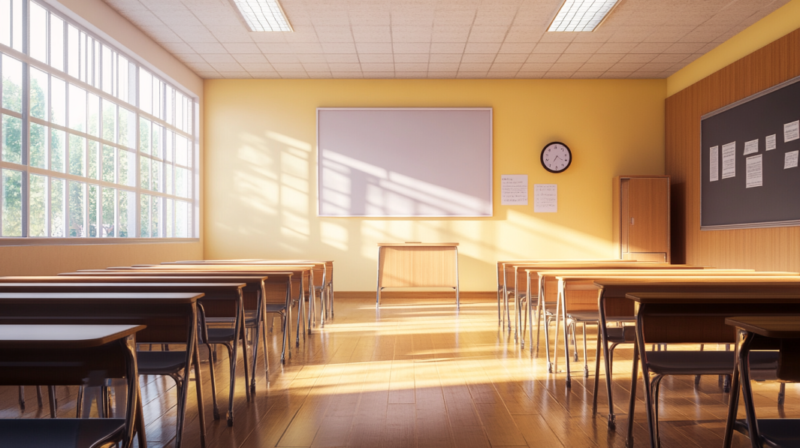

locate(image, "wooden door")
[[627, 178, 669, 256]]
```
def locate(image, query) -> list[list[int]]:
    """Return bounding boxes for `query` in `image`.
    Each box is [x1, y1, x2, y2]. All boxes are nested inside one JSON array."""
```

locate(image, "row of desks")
[[0, 258, 335, 448], [494, 259, 800, 448]]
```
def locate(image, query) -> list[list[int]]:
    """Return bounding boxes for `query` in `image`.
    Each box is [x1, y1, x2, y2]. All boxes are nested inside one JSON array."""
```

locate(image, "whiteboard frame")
[[316, 107, 494, 218], [700, 73, 800, 231]]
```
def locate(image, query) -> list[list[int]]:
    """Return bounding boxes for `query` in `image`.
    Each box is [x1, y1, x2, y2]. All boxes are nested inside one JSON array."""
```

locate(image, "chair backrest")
[[778, 339, 800, 382]]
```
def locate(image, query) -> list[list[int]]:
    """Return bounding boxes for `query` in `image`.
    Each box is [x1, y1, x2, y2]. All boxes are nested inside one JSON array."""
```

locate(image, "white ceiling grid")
[[103, 0, 789, 79]]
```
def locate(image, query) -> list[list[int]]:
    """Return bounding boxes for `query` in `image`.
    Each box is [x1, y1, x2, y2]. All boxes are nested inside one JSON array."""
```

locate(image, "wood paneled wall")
[[666, 29, 800, 270]]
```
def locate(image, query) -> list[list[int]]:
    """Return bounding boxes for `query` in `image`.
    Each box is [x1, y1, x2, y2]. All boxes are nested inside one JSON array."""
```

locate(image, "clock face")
[[541, 142, 572, 173]]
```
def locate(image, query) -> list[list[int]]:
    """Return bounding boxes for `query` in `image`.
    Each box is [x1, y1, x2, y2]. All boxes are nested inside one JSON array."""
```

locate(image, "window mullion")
[[19, 0, 28, 236]]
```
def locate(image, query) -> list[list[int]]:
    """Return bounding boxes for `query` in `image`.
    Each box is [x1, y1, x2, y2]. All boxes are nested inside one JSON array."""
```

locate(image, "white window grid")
[[0, 0, 199, 242]]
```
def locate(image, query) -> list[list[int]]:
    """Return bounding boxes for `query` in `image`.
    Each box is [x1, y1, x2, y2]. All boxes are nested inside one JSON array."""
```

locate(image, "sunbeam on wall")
[[204, 79, 666, 291]]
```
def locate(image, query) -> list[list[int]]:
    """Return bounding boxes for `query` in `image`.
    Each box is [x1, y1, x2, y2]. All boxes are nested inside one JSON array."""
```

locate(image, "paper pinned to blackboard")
[[710, 146, 719, 182], [722, 142, 736, 179], [785, 120, 800, 142], [744, 139, 759, 155], [766, 134, 777, 150], [746, 154, 762, 188], [785, 151, 798, 169]]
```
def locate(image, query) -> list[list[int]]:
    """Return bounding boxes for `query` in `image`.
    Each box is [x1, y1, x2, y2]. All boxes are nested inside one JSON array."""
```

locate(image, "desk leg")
[[193, 337, 207, 448], [561, 283, 572, 388], [376, 247, 382, 309], [723, 331, 744, 448], [454, 246, 460, 311], [626, 338, 639, 448]]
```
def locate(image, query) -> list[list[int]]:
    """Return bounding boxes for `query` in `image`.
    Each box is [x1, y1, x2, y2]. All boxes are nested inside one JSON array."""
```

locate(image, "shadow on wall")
[[210, 128, 611, 290]]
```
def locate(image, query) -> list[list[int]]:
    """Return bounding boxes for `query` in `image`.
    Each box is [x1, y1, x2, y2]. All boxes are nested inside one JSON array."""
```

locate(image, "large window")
[[0, 0, 198, 241]]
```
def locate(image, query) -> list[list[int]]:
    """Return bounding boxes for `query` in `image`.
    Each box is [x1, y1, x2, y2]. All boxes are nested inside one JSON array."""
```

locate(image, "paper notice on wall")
[[501, 175, 528, 205], [722, 142, 736, 179], [534, 184, 557, 213], [785, 120, 800, 143], [746, 154, 763, 188], [766, 134, 777, 150], [709, 146, 719, 182], [743, 139, 759, 155], [785, 151, 799, 169]]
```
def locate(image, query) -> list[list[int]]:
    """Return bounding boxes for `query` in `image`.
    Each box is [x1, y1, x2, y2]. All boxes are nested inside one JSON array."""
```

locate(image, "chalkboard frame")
[[700, 74, 800, 231]]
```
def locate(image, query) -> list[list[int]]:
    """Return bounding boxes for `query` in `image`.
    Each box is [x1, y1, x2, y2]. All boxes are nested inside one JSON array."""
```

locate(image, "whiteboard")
[[317, 108, 493, 217]]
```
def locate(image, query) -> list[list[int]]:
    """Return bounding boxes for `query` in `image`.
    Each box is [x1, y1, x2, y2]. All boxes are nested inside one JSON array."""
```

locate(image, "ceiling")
[[103, 0, 789, 80]]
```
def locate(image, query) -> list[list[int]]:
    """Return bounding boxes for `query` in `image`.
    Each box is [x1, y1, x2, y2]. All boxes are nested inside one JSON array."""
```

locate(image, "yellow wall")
[[0, 0, 203, 277], [204, 79, 666, 291], [667, 0, 800, 97]]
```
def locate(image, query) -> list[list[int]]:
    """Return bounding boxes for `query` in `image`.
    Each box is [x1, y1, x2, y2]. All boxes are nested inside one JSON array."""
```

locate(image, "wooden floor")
[[2, 297, 796, 447]]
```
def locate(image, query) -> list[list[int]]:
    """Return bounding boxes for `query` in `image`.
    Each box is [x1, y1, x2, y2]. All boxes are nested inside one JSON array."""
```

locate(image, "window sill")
[[0, 238, 199, 247]]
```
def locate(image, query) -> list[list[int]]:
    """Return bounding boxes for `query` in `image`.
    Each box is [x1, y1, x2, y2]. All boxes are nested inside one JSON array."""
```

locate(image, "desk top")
[[0, 283, 245, 293], [546, 270, 790, 279], [0, 324, 144, 349], [625, 292, 800, 304], [163, 260, 332, 265], [0, 292, 203, 304], [725, 316, 800, 338], [109, 264, 314, 272], [523, 264, 700, 272], [595, 277, 800, 288], [378, 243, 459, 247], [63, 270, 281, 279]]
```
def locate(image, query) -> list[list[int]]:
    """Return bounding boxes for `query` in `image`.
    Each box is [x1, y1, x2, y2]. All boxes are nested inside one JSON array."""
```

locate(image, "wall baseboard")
[[336, 291, 495, 299]]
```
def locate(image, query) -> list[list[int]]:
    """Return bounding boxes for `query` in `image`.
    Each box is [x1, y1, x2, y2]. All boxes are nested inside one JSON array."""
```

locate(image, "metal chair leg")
[[36, 385, 43, 408], [582, 323, 589, 377], [18, 386, 25, 411], [204, 343, 220, 421], [779, 382, 786, 405], [48, 386, 57, 418]]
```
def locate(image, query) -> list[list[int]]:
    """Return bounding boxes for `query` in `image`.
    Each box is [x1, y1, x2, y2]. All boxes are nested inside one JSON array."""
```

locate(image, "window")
[[0, 0, 198, 240]]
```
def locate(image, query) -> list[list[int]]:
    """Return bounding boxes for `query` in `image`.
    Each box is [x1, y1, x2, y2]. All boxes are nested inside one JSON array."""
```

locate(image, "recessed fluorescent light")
[[231, 0, 293, 32], [548, 0, 618, 32]]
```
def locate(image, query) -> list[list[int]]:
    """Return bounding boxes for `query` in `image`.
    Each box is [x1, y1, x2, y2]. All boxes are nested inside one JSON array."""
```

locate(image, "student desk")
[[376, 243, 459, 309], [589, 277, 800, 431], [163, 260, 335, 324], [0, 281, 247, 426], [514, 264, 705, 348], [726, 316, 800, 448], [0, 292, 204, 448], [542, 270, 782, 380], [495, 259, 635, 329], [622, 291, 800, 448], [0, 324, 145, 448]]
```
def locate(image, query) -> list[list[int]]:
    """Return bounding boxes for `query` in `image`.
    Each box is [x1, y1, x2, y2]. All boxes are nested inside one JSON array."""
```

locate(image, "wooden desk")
[[0, 281, 246, 425], [0, 292, 203, 448], [622, 291, 800, 448], [725, 316, 800, 448], [509, 263, 704, 346], [0, 324, 144, 448], [376, 243, 460, 309]]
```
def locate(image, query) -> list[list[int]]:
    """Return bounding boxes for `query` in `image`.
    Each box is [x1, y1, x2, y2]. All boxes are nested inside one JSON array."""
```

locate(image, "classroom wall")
[[204, 79, 666, 291], [0, 0, 204, 276], [666, 28, 800, 270]]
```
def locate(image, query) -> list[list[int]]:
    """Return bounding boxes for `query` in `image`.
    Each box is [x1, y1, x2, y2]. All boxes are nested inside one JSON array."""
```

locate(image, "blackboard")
[[701, 75, 800, 230]]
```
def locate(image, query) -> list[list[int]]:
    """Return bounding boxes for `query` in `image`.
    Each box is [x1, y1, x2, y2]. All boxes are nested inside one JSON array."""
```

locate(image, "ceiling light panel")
[[232, 0, 292, 32], [548, 0, 618, 32]]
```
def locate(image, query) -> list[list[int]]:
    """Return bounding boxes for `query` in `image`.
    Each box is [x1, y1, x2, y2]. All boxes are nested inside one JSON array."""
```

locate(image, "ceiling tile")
[[103, 0, 788, 79]]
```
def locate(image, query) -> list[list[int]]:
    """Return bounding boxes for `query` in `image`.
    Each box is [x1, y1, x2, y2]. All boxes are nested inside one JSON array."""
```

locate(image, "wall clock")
[[541, 142, 572, 173]]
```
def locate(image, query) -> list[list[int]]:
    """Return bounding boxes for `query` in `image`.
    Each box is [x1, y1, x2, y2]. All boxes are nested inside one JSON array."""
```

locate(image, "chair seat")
[[138, 351, 188, 375], [645, 351, 777, 376], [0, 418, 125, 448], [734, 418, 800, 448], [206, 327, 237, 343], [606, 326, 636, 344], [567, 311, 599, 322]]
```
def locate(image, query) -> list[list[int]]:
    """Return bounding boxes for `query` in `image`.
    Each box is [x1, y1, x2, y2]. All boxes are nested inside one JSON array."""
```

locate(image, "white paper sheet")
[[534, 184, 557, 213], [785, 150, 799, 169], [743, 139, 759, 155], [722, 142, 736, 179], [766, 134, 777, 150], [746, 154, 762, 188], [501, 175, 528, 205], [785, 120, 800, 143], [709, 146, 719, 182]]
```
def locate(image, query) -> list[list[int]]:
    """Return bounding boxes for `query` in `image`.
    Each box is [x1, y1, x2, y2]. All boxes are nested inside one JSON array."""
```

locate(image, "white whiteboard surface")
[[317, 108, 493, 217]]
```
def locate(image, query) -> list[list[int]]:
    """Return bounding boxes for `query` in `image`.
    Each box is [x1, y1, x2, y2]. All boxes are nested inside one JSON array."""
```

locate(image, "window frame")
[[0, 0, 199, 245]]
